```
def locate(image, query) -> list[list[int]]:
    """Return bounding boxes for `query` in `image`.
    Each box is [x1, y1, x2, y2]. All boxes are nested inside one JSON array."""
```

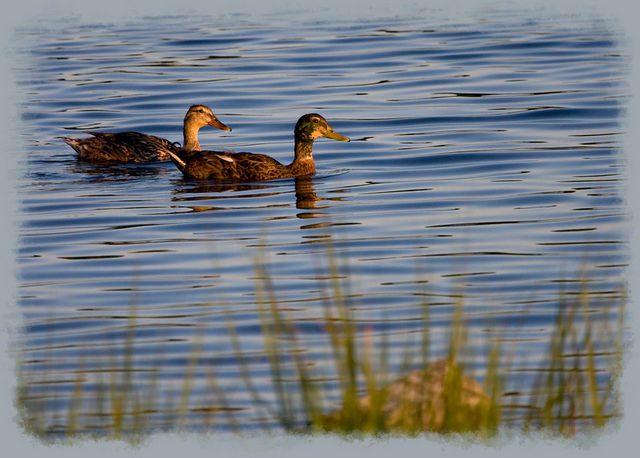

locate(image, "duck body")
[[61, 105, 231, 164], [179, 151, 314, 181], [170, 113, 349, 182], [61, 131, 179, 163]]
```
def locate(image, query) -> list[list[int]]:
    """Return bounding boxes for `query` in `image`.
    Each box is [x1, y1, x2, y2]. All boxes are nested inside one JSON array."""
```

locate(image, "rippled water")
[[14, 12, 627, 435]]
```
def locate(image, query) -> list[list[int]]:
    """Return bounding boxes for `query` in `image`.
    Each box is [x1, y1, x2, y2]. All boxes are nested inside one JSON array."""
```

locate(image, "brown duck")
[[169, 113, 350, 181], [60, 105, 231, 163]]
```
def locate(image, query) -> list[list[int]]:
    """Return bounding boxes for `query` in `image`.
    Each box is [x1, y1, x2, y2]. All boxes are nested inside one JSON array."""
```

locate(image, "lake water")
[[13, 11, 628, 436]]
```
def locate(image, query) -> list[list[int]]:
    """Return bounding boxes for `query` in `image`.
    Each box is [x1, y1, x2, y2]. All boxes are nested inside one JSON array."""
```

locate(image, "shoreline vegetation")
[[16, 244, 626, 442]]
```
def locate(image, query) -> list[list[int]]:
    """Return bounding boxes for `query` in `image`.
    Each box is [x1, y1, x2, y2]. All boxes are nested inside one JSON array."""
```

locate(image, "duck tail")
[[57, 136, 76, 145], [167, 150, 186, 174], [57, 136, 83, 153]]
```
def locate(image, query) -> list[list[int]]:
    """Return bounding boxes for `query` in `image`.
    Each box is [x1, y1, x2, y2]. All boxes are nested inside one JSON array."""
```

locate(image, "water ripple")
[[15, 14, 627, 434]]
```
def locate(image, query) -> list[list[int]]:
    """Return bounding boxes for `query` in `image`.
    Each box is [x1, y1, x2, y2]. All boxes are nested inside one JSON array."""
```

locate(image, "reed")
[[239, 244, 622, 438], [523, 282, 625, 435], [15, 245, 626, 441]]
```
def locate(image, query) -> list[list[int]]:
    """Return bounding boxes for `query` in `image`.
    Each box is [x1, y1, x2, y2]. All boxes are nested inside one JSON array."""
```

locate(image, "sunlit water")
[[14, 12, 627, 435]]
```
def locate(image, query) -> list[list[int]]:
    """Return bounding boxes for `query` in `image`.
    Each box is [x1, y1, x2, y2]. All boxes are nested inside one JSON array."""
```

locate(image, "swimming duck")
[[60, 105, 231, 163], [169, 113, 349, 181]]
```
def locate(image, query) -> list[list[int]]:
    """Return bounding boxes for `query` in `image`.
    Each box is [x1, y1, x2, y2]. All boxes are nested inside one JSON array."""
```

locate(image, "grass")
[[15, 245, 626, 442]]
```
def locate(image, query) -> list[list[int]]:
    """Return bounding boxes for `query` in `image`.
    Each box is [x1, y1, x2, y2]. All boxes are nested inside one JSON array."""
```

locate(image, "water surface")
[[14, 12, 627, 435]]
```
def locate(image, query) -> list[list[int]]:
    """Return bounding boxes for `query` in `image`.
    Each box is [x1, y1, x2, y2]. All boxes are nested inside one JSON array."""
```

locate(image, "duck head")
[[295, 113, 350, 143], [185, 104, 231, 131]]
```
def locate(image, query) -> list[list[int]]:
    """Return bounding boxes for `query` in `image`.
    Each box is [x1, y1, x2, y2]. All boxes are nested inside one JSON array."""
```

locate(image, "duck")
[[169, 113, 349, 181], [60, 105, 231, 163]]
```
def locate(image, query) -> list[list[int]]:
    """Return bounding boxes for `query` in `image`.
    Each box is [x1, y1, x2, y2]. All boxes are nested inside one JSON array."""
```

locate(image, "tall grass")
[[15, 246, 626, 441], [522, 282, 625, 434]]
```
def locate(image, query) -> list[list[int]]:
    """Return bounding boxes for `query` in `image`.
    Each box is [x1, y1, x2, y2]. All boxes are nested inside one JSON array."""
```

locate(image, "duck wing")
[[181, 151, 241, 180], [90, 132, 179, 163]]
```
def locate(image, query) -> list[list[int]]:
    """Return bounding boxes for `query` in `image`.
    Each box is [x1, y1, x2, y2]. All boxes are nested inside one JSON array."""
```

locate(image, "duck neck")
[[183, 119, 201, 152], [289, 139, 315, 176]]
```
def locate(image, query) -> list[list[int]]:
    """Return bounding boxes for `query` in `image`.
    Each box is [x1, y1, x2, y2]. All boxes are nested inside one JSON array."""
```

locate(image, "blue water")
[[14, 12, 627, 435]]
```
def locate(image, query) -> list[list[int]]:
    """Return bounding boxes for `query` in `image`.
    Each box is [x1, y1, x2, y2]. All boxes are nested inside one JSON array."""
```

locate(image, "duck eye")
[[312, 118, 319, 123]]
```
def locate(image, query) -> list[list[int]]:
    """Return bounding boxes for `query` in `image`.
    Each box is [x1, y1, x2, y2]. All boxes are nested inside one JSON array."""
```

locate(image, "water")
[[14, 12, 627, 435]]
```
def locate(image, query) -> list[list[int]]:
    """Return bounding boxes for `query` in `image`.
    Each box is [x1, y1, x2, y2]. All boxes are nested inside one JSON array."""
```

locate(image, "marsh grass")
[[15, 245, 625, 442], [522, 282, 625, 435]]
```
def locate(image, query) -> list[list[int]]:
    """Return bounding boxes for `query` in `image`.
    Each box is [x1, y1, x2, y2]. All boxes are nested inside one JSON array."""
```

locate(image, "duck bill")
[[209, 118, 232, 132], [324, 128, 350, 142]]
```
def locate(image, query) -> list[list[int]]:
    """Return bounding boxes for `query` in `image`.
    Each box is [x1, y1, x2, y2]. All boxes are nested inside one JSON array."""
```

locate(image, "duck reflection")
[[169, 175, 331, 215], [69, 161, 174, 181], [172, 180, 275, 195], [294, 177, 320, 210]]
